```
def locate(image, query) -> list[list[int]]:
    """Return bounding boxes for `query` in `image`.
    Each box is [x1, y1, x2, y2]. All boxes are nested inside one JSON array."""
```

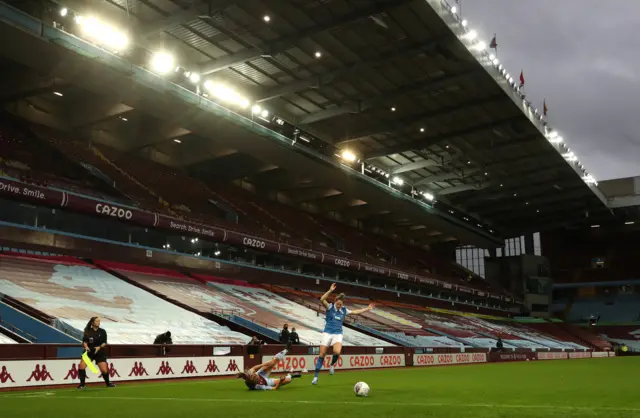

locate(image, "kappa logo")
[[204, 360, 219, 373], [629, 329, 640, 338], [129, 361, 149, 377], [26, 364, 53, 382], [108, 363, 121, 378], [0, 365, 15, 384], [64, 364, 89, 381], [156, 361, 175, 376], [225, 359, 239, 372], [181, 360, 198, 375]]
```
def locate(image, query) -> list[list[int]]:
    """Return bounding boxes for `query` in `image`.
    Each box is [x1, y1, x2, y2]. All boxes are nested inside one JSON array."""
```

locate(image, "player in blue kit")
[[312, 283, 375, 385]]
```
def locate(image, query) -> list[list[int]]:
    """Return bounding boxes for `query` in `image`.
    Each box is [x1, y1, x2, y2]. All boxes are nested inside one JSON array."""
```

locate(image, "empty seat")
[[0, 255, 249, 345]]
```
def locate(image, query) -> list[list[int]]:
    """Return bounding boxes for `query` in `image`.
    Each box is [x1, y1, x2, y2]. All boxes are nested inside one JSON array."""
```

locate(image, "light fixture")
[[467, 161, 471, 164], [525, 202, 529, 205], [391, 107, 396, 112], [461, 19, 468, 27], [420, 128, 425, 132], [315, 51, 322, 58], [474, 41, 486, 51], [513, 193, 517, 196], [489, 53, 496, 61], [252, 104, 262, 114], [60, 7, 68, 17], [445, 145, 449, 149], [214, 250, 221, 256], [189, 72, 201, 83], [484, 172, 488, 176], [423, 192, 435, 201], [173, 139, 182, 144], [263, 15, 271, 22], [119, 116, 128, 122], [150, 51, 175, 74], [341, 149, 357, 162], [392, 176, 404, 186], [77, 16, 129, 52], [492, 58, 499, 65], [465, 30, 477, 41], [261, 109, 269, 118], [625, 221, 635, 225], [591, 225, 600, 228], [451, 6, 457, 14], [53, 91, 63, 97], [536, 210, 540, 213]]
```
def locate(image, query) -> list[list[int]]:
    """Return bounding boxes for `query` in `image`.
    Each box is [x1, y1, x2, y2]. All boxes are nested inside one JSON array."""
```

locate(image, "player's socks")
[[313, 356, 324, 378], [290, 373, 302, 379], [275, 349, 288, 361], [78, 369, 86, 386], [330, 354, 340, 366]]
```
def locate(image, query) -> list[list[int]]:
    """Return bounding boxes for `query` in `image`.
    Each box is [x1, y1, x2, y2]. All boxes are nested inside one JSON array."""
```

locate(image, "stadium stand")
[[566, 296, 640, 323], [597, 326, 640, 351], [197, 276, 391, 346], [0, 115, 493, 292], [95, 261, 283, 342], [0, 114, 121, 201], [0, 254, 249, 345], [265, 287, 590, 349]]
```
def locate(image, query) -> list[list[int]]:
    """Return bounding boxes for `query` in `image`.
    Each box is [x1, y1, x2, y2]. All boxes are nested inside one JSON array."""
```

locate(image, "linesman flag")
[[489, 35, 497, 50], [519, 71, 525, 87], [543, 99, 548, 117]]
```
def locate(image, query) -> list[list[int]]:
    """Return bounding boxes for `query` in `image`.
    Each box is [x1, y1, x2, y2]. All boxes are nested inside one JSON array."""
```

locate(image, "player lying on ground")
[[237, 342, 302, 391], [312, 283, 375, 385]]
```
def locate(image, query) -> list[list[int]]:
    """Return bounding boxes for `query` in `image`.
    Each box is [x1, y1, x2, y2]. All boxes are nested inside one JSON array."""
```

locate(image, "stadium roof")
[[0, 0, 612, 247]]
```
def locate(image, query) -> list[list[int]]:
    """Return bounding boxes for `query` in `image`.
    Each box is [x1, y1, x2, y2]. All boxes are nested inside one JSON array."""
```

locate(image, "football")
[[354, 381, 370, 397]]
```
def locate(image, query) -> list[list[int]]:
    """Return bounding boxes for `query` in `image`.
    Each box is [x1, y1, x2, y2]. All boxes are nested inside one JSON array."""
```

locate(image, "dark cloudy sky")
[[458, 0, 640, 180]]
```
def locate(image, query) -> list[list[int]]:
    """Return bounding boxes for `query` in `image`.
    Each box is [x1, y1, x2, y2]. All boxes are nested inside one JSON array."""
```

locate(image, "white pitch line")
[[3, 395, 640, 412]]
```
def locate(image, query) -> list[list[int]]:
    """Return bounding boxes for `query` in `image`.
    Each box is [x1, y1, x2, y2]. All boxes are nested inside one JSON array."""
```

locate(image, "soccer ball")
[[354, 381, 370, 397]]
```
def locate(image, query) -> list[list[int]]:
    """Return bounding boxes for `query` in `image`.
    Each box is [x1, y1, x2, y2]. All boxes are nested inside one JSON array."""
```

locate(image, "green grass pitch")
[[2, 358, 639, 418]]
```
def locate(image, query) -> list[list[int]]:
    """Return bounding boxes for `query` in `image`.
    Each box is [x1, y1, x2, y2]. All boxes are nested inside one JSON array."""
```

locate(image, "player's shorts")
[[87, 350, 108, 364], [320, 333, 343, 347], [257, 370, 275, 387]]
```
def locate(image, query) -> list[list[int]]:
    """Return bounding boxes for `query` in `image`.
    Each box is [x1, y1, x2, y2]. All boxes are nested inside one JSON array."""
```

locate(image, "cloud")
[[460, 0, 640, 180]]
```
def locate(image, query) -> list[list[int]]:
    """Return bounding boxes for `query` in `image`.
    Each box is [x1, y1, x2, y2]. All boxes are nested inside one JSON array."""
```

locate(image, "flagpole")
[[493, 33, 497, 57]]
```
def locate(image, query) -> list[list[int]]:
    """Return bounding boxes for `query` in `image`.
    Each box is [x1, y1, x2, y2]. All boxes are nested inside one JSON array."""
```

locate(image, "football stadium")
[[0, 0, 638, 417]]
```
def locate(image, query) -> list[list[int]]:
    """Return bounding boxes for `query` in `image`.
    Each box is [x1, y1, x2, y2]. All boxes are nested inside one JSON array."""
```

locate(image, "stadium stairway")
[[90, 261, 279, 344], [0, 321, 31, 343], [0, 298, 78, 343], [215, 313, 280, 342]]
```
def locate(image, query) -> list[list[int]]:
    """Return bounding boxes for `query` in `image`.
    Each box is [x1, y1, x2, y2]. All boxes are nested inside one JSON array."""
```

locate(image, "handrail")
[[0, 317, 37, 342]]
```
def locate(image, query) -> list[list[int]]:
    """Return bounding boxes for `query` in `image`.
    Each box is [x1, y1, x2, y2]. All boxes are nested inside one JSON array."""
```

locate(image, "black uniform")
[[84, 327, 108, 363]]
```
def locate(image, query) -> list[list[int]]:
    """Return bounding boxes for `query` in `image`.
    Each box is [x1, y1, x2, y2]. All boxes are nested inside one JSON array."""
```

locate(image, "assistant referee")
[[78, 316, 116, 389]]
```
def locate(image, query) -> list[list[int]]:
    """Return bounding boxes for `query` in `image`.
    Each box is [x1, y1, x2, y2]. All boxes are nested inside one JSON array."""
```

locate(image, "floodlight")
[[150, 52, 175, 74], [341, 150, 357, 162]]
